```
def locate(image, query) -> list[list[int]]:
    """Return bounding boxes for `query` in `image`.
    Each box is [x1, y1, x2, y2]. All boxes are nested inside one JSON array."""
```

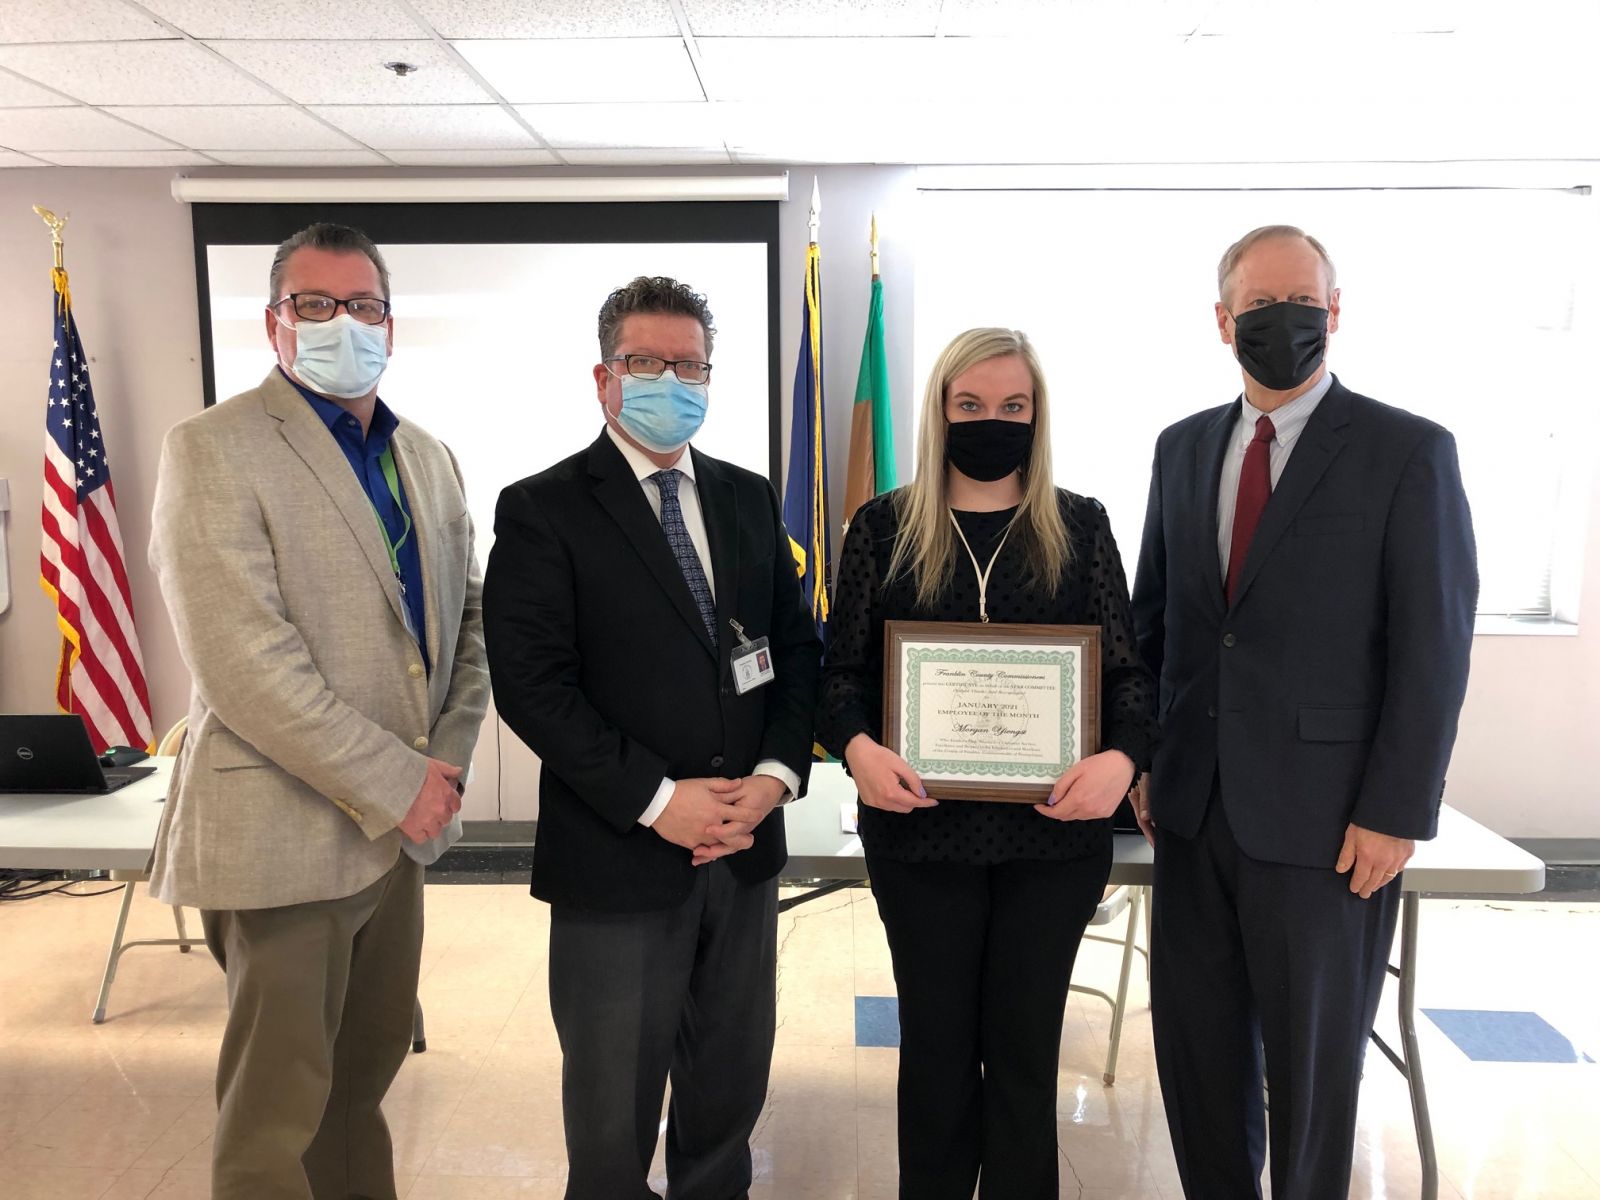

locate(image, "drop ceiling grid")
[[0, 0, 1593, 166], [0, 0, 412, 165]]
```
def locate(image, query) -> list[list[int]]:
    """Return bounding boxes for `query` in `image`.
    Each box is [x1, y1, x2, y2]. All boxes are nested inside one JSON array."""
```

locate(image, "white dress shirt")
[[1215, 370, 1335, 581], [605, 425, 801, 826]]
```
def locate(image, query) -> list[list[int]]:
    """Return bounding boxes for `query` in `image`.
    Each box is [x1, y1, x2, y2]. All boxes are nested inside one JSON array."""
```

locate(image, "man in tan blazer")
[[148, 222, 490, 1200]]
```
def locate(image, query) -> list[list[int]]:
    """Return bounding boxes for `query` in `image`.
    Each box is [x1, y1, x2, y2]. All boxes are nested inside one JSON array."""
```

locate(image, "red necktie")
[[1225, 414, 1276, 604]]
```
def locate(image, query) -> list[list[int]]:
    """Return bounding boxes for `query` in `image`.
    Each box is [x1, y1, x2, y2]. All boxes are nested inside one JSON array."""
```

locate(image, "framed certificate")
[[883, 621, 1101, 803]]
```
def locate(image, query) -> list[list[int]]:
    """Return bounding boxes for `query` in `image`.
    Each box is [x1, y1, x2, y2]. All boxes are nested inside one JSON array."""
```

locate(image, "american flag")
[[38, 268, 154, 754]]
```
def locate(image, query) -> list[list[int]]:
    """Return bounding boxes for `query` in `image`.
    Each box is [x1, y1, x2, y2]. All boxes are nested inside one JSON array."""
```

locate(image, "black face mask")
[[946, 419, 1034, 482], [1231, 301, 1329, 391]]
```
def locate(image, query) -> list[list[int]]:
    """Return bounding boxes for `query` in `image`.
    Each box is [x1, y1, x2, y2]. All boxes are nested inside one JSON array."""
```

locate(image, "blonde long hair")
[[887, 328, 1071, 609]]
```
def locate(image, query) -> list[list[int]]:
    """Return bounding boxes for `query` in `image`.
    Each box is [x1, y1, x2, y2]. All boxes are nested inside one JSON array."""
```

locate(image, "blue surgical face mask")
[[283, 311, 389, 399], [616, 374, 709, 454]]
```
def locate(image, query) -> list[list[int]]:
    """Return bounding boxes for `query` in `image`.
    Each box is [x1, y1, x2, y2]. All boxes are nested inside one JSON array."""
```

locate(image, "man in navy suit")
[[1131, 225, 1478, 1199]]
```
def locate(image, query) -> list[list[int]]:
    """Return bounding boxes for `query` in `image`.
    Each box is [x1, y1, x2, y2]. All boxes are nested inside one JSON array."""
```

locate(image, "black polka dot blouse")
[[817, 488, 1159, 866]]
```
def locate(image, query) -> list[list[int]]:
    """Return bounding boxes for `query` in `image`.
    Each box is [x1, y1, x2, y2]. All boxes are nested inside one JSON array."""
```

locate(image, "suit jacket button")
[[408, 664, 424, 679], [1222, 633, 1237, 647], [1207, 705, 1217, 719], [710, 755, 725, 770], [414, 736, 429, 750]]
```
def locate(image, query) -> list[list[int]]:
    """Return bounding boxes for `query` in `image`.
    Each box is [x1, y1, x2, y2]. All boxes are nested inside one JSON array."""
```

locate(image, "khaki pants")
[[202, 853, 423, 1200]]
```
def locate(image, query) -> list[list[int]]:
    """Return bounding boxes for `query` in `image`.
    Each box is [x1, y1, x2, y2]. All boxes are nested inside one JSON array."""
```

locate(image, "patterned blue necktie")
[[649, 469, 718, 649]]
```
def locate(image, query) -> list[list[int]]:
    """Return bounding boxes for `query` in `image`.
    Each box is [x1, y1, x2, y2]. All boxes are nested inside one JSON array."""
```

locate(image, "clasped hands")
[[653, 774, 789, 867]]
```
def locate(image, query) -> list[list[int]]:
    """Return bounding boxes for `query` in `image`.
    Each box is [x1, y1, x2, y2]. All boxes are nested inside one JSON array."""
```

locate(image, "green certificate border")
[[903, 646, 1078, 779]]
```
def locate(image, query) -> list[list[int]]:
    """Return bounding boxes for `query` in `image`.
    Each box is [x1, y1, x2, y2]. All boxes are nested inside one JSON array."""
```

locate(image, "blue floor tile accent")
[[856, 996, 901, 1048], [1423, 1009, 1594, 1064]]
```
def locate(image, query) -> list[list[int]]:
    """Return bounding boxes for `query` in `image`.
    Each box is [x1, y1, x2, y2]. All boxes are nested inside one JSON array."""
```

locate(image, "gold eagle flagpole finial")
[[33, 205, 68, 270]]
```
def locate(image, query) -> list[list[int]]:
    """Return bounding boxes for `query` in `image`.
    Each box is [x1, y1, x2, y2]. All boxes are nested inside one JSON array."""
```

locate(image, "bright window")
[[915, 184, 1598, 624]]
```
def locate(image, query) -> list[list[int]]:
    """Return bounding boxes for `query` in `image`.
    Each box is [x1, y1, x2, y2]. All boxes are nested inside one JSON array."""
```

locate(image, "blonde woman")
[[818, 328, 1157, 1199]]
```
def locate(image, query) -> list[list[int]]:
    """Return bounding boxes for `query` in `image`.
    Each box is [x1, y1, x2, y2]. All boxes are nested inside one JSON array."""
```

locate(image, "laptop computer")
[[0, 715, 159, 795]]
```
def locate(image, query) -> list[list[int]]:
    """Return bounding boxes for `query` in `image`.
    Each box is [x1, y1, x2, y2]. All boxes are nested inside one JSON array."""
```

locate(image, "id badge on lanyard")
[[729, 619, 775, 695]]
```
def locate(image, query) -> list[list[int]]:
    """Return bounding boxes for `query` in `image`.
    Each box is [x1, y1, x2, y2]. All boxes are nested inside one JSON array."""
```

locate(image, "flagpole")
[[35, 206, 73, 710], [809, 175, 821, 246], [870, 212, 879, 279]]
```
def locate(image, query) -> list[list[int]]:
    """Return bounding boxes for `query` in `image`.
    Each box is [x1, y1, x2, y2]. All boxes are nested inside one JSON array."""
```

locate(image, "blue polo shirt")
[[281, 367, 429, 671]]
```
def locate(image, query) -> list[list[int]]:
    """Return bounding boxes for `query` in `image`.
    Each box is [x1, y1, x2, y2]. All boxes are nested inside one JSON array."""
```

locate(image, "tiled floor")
[[0, 880, 1596, 1199]]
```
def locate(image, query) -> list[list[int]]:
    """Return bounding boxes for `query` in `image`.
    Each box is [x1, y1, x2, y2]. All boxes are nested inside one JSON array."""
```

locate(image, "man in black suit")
[[482, 276, 821, 1200], [1131, 226, 1477, 1199]]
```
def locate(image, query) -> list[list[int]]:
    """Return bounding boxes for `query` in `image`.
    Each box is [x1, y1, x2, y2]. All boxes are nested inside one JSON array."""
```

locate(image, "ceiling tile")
[[514, 102, 722, 149], [453, 38, 703, 103], [0, 149, 50, 167], [411, 0, 679, 38], [1196, 3, 1594, 38], [0, 107, 178, 151], [941, 0, 1210, 36], [563, 147, 733, 165], [33, 149, 215, 166], [205, 148, 391, 165], [721, 97, 1051, 163], [697, 37, 924, 100], [0, 0, 168, 42], [1194, 0, 1474, 36], [0, 68, 73, 107], [383, 148, 562, 165], [310, 104, 540, 149], [104, 105, 363, 150], [721, 100, 899, 162], [139, 0, 426, 39], [0, 40, 280, 106], [699, 36, 1103, 102], [682, 0, 941, 36], [208, 39, 494, 105]]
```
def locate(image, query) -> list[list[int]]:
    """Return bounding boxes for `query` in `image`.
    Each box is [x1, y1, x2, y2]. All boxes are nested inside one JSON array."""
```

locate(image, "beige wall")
[[1, 166, 1595, 841]]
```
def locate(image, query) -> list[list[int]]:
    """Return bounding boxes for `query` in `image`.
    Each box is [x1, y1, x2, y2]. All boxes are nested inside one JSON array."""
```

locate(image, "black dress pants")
[[548, 861, 777, 1200], [869, 848, 1112, 1200], [1151, 794, 1400, 1200]]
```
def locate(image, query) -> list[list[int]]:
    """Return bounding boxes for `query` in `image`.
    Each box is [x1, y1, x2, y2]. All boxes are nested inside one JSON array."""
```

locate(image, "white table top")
[[0, 758, 1546, 897], [0, 758, 174, 872], [784, 763, 1546, 896]]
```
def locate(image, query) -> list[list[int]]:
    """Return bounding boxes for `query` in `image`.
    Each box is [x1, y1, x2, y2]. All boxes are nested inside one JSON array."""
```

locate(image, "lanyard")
[[371, 443, 413, 584], [949, 509, 1014, 624]]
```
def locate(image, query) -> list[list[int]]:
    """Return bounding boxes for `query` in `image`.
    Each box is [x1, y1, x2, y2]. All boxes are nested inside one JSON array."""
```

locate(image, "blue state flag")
[[783, 241, 831, 643]]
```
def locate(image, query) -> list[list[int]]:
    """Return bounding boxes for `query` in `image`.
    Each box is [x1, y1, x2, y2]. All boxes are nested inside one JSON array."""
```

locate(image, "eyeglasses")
[[273, 292, 391, 326], [604, 354, 713, 385]]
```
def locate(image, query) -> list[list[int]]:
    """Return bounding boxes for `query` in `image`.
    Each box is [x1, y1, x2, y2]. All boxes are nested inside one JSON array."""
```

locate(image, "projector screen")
[[204, 240, 772, 563], [191, 200, 781, 821]]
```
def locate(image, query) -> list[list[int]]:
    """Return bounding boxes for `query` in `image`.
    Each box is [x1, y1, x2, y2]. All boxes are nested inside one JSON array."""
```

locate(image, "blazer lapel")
[[588, 433, 718, 660], [1193, 403, 1235, 616], [389, 426, 439, 665], [259, 372, 411, 634], [693, 448, 740, 675], [1228, 379, 1351, 611]]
